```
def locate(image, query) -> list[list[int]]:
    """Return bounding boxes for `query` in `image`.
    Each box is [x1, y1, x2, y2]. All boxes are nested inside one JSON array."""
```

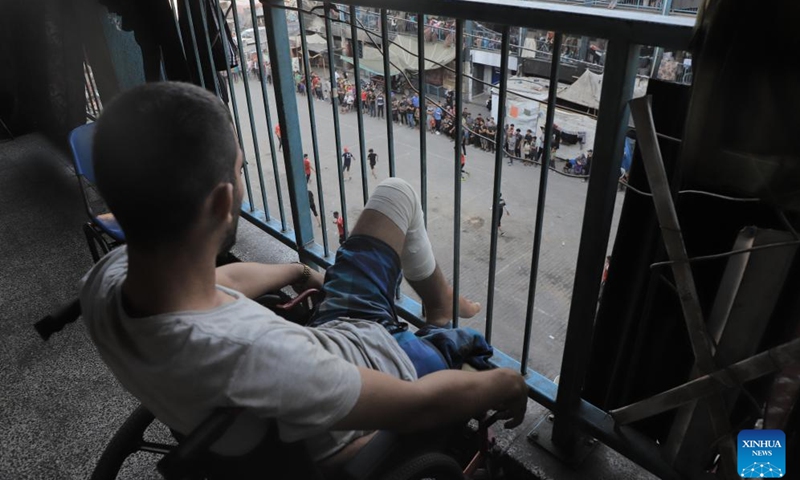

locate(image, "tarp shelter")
[[298, 33, 328, 52], [340, 55, 401, 77], [341, 34, 456, 76], [389, 34, 456, 72], [557, 70, 648, 110]]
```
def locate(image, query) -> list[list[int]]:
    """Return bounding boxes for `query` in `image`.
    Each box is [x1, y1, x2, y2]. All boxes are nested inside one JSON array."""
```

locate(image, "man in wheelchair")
[[80, 82, 527, 473]]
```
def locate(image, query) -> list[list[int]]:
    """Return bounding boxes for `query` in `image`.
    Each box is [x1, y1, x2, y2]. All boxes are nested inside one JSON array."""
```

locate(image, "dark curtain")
[[99, 0, 236, 100], [0, 0, 85, 144]]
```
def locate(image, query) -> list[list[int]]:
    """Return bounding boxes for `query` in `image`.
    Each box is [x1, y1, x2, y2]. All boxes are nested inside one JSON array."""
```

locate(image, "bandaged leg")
[[365, 178, 481, 326], [364, 178, 435, 281]]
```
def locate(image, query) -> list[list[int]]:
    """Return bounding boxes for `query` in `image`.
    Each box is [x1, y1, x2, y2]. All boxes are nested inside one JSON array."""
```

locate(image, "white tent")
[[558, 70, 649, 110], [299, 33, 328, 52]]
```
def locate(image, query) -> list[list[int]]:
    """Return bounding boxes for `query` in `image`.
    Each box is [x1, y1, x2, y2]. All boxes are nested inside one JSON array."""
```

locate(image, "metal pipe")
[[298, 0, 330, 256], [380, 9, 396, 177], [213, 0, 255, 211], [483, 26, 511, 344], [451, 19, 464, 328], [416, 12, 428, 226], [262, 0, 314, 249], [520, 32, 562, 376], [349, 5, 370, 206], [629, 95, 737, 477], [324, 2, 350, 238], [552, 38, 640, 453], [250, 0, 288, 229]]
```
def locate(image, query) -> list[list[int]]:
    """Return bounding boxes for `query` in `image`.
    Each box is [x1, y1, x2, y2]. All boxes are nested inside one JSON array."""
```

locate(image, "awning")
[[298, 33, 328, 52], [558, 70, 649, 110], [341, 56, 401, 77]]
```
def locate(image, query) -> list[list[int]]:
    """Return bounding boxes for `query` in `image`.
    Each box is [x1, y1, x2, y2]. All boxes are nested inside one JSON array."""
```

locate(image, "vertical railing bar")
[[230, 0, 268, 215], [379, 9, 396, 177], [213, 0, 254, 210], [198, 0, 222, 107], [451, 18, 464, 328], [250, 0, 288, 229], [324, 2, 350, 237], [262, 0, 314, 250], [225, 0, 270, 221], [483, 26, 511, 344], [520, 33, 563, 376], [182, 0, 207, 89], [349, 5, 370, 205], [552, 39, 640, 450], [297, 0, 330, 256], [416, 12, 427, 226]]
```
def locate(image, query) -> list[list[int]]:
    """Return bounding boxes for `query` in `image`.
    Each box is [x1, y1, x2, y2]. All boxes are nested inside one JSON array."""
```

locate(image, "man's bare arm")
[[216, 263, 324, 299], [332, 367, 528, 433]]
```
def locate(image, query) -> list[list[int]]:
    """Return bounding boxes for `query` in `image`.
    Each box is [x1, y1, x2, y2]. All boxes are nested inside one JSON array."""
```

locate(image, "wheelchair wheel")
[[379, 452, 464, 480], [90, 405, 162, 480]]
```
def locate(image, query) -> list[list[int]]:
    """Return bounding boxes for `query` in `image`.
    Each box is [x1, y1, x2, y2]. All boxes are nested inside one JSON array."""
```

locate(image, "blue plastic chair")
[[68, 123, 125, 262]]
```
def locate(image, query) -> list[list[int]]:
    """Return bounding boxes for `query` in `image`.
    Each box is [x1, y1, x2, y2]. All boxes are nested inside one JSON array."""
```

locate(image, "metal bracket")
[[527, 413, 597, 466]]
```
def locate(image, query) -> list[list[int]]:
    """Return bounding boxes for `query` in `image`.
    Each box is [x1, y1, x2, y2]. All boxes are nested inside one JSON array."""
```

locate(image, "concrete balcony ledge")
[[490, 399, 658, 479]]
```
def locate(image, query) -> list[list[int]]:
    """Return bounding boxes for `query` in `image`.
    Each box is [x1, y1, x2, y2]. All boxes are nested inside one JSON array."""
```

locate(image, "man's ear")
[[208, 182, 234, 223]]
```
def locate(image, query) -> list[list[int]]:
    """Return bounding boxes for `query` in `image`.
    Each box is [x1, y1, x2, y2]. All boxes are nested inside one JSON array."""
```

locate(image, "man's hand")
[[331, 367, 528, 434], [487, 369, 527, 429]]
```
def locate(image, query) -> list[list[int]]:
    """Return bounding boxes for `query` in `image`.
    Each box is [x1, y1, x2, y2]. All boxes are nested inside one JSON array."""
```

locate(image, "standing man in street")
[[275, 124, 282, 151], [376, 93, 385, 119], [368, 148, 379, 179], [304, 153, 314, 183], [495, 194, 510, 236], [308, 190, 321, 227], [342, 147, 354, 181], [333, 211, 347, 245], [507, 127, 518, 165]]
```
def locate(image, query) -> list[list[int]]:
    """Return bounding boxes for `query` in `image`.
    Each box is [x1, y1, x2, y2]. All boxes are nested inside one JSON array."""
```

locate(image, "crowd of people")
[[284, 68, 594, 177]]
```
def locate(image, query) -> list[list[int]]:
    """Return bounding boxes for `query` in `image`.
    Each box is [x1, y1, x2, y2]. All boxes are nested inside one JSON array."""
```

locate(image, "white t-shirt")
[[80, 247, 417, 461]]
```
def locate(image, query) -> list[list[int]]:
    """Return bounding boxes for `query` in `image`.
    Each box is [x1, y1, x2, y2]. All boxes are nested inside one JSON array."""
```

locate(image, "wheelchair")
[[37, 288, 503, 480], [89, 401, 501, 480]]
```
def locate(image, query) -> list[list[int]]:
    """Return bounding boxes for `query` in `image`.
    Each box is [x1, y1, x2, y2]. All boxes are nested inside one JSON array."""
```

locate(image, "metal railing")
[[169, 0, 695, 477]]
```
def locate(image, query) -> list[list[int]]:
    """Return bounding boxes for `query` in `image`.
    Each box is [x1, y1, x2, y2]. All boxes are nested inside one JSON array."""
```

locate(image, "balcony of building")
[[1, 0, 798, 479]]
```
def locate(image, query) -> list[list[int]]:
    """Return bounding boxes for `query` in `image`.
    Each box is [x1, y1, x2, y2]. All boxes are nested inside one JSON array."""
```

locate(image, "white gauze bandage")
[[365, 178, 435, 281]]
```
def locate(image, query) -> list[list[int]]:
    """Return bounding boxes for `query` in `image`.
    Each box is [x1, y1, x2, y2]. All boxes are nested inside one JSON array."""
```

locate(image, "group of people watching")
[[287, 68, 590, 176]]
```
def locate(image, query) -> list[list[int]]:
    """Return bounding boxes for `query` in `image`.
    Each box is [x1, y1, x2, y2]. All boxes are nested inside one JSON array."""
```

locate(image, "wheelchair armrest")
[[339, 431, 402, 480], [156, 407, 245, 480]]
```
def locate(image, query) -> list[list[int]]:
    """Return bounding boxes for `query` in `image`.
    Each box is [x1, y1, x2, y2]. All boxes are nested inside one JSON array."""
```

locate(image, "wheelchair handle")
[[34, 298, 82, 341], [276, 288, 320, 310]]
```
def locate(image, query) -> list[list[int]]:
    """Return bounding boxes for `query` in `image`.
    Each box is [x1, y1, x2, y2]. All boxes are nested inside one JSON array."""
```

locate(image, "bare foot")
[[425, 287, 481, 327]]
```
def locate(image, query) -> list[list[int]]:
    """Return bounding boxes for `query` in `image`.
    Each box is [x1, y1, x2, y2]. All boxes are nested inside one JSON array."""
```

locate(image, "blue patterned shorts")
[[308, 235, 493, 377]]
